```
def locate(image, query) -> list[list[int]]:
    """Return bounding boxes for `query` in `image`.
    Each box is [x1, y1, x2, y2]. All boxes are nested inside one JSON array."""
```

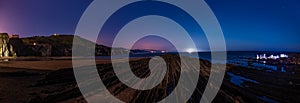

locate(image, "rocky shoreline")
[[0, 54, 299, 103]]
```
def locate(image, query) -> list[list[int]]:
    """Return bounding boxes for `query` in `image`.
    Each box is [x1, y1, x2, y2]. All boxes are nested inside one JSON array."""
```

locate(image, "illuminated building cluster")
[[150, 50, 167, 53], [256, 53, 288, 60]]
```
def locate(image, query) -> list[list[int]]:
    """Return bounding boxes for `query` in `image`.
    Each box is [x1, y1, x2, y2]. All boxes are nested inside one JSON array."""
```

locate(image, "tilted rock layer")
[[0, 33, 16, 57]]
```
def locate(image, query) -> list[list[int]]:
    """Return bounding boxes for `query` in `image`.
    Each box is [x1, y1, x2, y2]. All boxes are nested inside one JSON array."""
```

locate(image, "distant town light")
[[268, 55, 279, 59], [150, 50, 155, 53], [33, 43, 37, 45], [263, 54, 266, 59], [186, 48, 195, 54], [53, 33, 59, 36], [280, 54, 288, 58], [256, 53, 288, 60]]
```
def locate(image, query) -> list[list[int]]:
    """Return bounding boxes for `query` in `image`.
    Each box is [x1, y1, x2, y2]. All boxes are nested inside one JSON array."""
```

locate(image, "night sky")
[[0, 0, 299, 52]]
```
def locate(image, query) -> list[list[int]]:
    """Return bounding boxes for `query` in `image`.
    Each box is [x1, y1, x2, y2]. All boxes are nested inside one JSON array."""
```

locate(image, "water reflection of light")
[[280, 67, 286, 72], [257, 96, 279, 103], [227, 72, 259, 88], [0, 59, 9, 62]]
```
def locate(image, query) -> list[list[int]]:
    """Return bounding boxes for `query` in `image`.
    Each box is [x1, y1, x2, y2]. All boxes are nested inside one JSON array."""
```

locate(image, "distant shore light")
[[256, 53, 289, 60], [186, 48, 195, 54], [53, 33, 59, 36], [280, 54, 288, 58]]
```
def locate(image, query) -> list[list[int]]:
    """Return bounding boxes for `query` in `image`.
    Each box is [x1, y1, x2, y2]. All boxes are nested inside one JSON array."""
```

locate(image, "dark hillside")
[[10, 35, 117, 56]]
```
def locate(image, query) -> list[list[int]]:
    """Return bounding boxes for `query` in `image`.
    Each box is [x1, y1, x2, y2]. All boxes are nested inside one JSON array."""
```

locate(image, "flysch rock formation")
[[0, 33, 16, 57]]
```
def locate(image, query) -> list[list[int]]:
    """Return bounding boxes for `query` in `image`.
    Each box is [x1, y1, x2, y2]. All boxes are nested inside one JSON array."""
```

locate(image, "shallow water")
[[257, 96, 279, 103], [227, 72, 259, 88]]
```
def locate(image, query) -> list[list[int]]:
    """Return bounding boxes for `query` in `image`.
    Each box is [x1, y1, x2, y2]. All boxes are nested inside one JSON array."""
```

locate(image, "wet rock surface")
[[0, 54, 299, 103]]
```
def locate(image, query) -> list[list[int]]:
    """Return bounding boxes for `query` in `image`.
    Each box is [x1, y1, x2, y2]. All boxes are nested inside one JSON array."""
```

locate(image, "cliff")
[[10, 35, 119, 57], [0, 33, 16, 57]]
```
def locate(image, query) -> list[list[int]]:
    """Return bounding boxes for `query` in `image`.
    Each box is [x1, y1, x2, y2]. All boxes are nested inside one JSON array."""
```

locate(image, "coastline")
[[0, 54, 299, 102]]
